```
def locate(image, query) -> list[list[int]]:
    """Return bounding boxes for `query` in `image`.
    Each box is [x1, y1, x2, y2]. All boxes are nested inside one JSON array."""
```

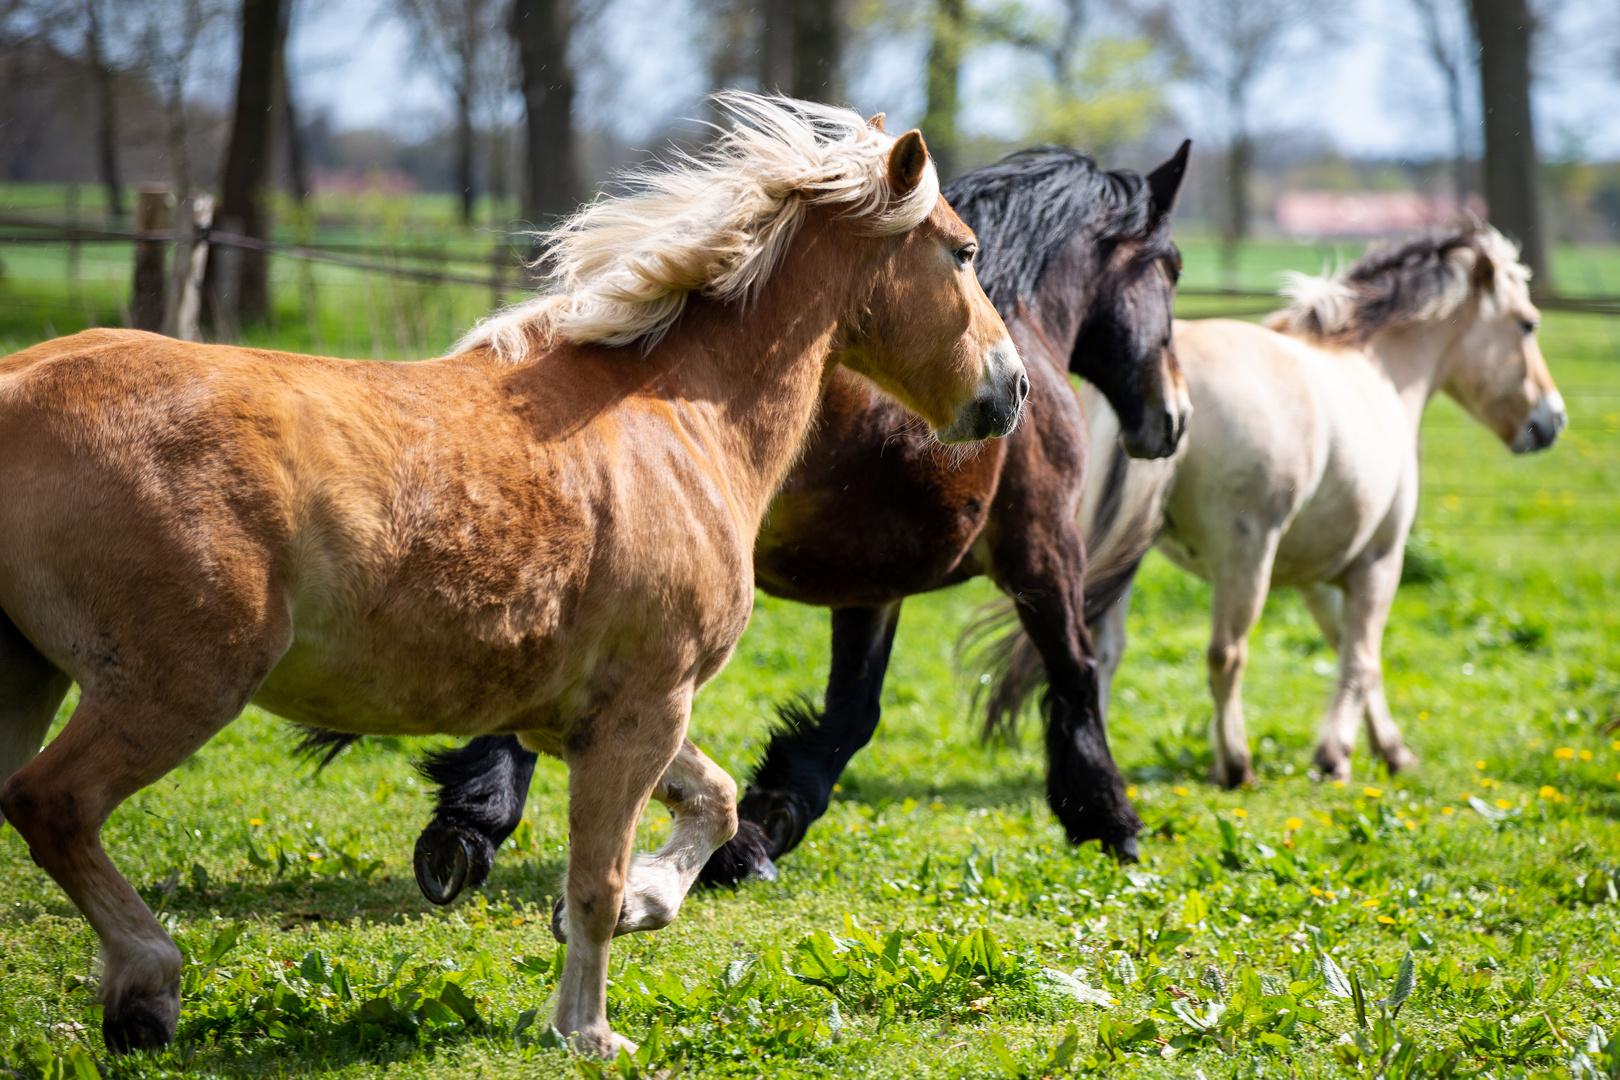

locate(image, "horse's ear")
[[867, 112, 886, 133], [887, 129, 930, 197], [1146, 139, 1191, 221]]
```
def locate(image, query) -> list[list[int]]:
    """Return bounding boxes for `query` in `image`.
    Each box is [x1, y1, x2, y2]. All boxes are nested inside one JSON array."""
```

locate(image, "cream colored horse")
[[1015, 224, 1564, 786]]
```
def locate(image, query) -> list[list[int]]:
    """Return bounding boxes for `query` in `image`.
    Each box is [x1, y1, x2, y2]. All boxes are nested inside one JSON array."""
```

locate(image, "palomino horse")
[[380, 142, 1192, 901], [993, 223, 1565, 786], [0, 95, 1025, 1057]]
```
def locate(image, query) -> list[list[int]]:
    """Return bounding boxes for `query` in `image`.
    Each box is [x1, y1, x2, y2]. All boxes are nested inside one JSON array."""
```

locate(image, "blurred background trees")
[[2, 0, 1617, 324]]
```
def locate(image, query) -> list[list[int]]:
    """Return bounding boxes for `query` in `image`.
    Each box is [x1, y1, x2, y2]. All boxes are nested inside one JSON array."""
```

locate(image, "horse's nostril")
[[1017, 373, 1030, 403]]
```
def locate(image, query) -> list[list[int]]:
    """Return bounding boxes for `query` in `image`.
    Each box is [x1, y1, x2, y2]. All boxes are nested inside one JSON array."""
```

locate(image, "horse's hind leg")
[[0, 692, 239, 1051], [413, 735, 539, 904], [1090, 581, 1135, 724], [1205, 530, 1280, 789], [708, 602, 902, 884], [542, 690, 695, 1057], [0, 611, 72, 828], [1314, 550, 1414, 781]]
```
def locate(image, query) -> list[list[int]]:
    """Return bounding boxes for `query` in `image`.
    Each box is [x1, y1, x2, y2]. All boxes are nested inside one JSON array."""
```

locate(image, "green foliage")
[[1014, 37, 1165, 157]]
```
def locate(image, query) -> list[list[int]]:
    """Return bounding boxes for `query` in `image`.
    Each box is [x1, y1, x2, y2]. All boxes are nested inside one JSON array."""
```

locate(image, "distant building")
[[1275, 191, 1487, 238]]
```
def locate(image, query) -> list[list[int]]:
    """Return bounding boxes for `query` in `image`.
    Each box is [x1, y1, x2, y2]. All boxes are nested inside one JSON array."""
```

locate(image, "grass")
[[2, 189, 1620, 1078]]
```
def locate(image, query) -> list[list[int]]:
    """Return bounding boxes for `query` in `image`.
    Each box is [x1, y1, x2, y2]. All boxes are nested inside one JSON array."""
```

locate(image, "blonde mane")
[[1267, 221, 1531, 344], [455, 92, 941, 360]]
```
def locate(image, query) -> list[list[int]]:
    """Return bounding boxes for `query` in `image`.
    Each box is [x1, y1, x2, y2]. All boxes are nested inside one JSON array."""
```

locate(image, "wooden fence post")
[[165, 194, 213, 342], [130, 183, 172, 331]]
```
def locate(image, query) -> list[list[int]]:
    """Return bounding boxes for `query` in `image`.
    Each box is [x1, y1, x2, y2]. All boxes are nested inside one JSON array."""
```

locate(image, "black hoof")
[[1109, 834, 1140, 863], [102, 984, 178, 1054], [697, 820, 777, 888], [414, 823, 475, 905], [736, 787, 808, 860], [550, 895, 567, 943]]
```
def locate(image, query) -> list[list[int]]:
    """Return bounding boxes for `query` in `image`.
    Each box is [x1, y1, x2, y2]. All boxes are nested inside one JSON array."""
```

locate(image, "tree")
[[82, 0, 125, 218], [919, 0, 965, 178], [209, 0, 281, 327], [133, 0, 226, 197], [789, 0, 841, 100], [1131, 0, 1331, 277], [398, 0, 508, 225], [1410, 0, 1475, 210], [510, 0, 579, 232], [1468, 0, 1549, 285]]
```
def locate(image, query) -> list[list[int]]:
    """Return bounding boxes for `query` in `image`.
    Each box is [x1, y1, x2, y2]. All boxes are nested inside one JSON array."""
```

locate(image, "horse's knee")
[[1206, 640, 1245, 679], [0, 771, 94, 859]]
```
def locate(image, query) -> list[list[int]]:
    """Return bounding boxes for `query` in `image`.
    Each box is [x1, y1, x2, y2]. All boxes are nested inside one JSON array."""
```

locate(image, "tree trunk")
[[1220, 129, 1249, 280], [275, 0, 309, 204], [456, 84, 476, 225], [1469, 0, 1549, 286], [758, 0, 794, 93], [511, 0, 578, 257], [84, 2, 124, 220], [790, 0, 840, 102], [920, 0, 964, 180], [209, 0, 282, 328]]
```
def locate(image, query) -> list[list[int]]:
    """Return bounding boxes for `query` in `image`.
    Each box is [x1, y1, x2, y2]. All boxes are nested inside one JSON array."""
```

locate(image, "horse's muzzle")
[[938, 340, 1028, 444], [1511, 391, 1568, 454]]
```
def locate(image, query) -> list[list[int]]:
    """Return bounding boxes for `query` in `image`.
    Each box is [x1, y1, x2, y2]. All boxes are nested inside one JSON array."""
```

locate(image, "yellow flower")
[[1495, 798, 1513, 809], [1441, 806, 1455, 815], [1419, 711, 1429, 720], [1361, 899, 1379, 908], [1555, 747, 1575, 760], [249, 818, 262, 827], [1475, 760, 1487, 770], [1580, 749, 1593, 762], [1363, 787, 1383, 798], [1126, 785, 1139, 798], [1285, 817, 1305, 831], [1173, 786, 1189, 797], [1612, 741, 1620, 752], [1377, 915, 1396, 925], [1539, 785, 1557, 799], [1231, 808, 1247, 818], [1332, 779, 1347, 789]]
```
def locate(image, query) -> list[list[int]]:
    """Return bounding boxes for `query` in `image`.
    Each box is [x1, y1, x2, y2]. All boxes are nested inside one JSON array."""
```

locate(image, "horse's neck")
[[1364, 319, 1464, 443]]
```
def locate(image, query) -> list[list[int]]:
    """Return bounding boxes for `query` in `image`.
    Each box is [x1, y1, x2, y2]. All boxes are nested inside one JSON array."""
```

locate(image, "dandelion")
[[1377, 915, 1396, 925], [1441, 806, 1455, 816], [1580, 749, 1593, 762], [1231, 808, 1247, 818], [1612, 741, 1620, 752], [249, 818, 262, 827], [1173, 786, 1189, 797], [1494, 798, 1513, 809], [1555, 747, 1575, 760], [1539, 786, 1557, 799], [1332, 779, 1347, 789], [1363, 787, 1383, 798], [1361, 899, 1379, 908], [1126, 786, 1139, 799], [1475, 761, 1487, 770], [1419, 711, 1429, 720], [1285, 817, 1305, 831]]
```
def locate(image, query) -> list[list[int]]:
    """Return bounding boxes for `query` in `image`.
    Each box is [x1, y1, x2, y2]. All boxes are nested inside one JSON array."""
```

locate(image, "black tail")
[[958, 601, 1046, 744], [290, 726, 363, 771]]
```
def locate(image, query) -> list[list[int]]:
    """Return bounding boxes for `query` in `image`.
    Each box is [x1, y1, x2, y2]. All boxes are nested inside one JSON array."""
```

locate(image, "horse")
[[390, 141, 1192, 903], [0, 94, 1026, 1058], [998, 222, 1566, 787]]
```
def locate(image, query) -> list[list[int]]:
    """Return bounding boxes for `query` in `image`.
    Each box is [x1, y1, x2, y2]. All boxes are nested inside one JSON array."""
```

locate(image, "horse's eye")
[[1519, 318, 1539, 335], [953, 243, 977, 266]]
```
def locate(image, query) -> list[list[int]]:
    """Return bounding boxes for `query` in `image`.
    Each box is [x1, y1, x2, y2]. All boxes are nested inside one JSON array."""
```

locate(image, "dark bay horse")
[[381, 142, 1191, 901], [0, 96, 1024, 1058]]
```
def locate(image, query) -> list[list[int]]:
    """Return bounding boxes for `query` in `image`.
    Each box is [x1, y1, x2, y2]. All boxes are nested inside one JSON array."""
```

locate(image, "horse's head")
[[1439, 230, 1566, 454], [1069, 142, 1192, 460], [833, 127, 1028, 444]]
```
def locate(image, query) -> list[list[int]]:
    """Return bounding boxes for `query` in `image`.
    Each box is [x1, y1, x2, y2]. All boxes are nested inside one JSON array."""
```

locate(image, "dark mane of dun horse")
[[378, 140, 1192, 902], [0, 94, 1026, 1058]]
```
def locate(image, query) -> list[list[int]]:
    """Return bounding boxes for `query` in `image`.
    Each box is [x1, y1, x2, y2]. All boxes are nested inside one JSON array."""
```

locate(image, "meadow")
[[2, 187, 1620, 1078]]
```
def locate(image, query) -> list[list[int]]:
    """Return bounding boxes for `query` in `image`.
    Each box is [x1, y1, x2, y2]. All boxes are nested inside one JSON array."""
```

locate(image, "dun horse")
[[386, 143, 1191, 902], [1011, 223, 1565, 785], [0, 95, 1026, 1057]]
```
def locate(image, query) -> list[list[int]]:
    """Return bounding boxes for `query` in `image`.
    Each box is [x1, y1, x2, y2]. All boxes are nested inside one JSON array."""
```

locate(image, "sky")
[[282, 0, 1620, 162]]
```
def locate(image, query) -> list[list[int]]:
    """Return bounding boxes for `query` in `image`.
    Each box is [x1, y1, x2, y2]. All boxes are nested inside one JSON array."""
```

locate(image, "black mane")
[[943, 146, 1169, 318]]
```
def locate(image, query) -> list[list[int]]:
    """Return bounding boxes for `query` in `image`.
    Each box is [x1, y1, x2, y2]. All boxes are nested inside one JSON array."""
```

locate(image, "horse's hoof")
[[697, 820, 776, 888], [414, 823, 472, 906], [102, 982, 179, 1054], [737, 787, 808, 860], [1109, 835, 1140, 863], [550, 895, 567, 943], [1210, 762, 1255, 790], [1384, 745, 1417, 775], [1313, 745, 1352, 784]]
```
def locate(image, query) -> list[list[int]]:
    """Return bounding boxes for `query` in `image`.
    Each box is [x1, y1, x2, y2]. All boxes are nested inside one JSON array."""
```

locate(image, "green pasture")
[[2, 189, 1620, 1079]]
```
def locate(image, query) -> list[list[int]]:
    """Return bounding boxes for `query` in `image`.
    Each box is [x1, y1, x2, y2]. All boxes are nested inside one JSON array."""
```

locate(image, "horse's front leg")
[[542, 688, 697, 1058], [699, 602, 903, 885], [1314, 548, 1415, 781]]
